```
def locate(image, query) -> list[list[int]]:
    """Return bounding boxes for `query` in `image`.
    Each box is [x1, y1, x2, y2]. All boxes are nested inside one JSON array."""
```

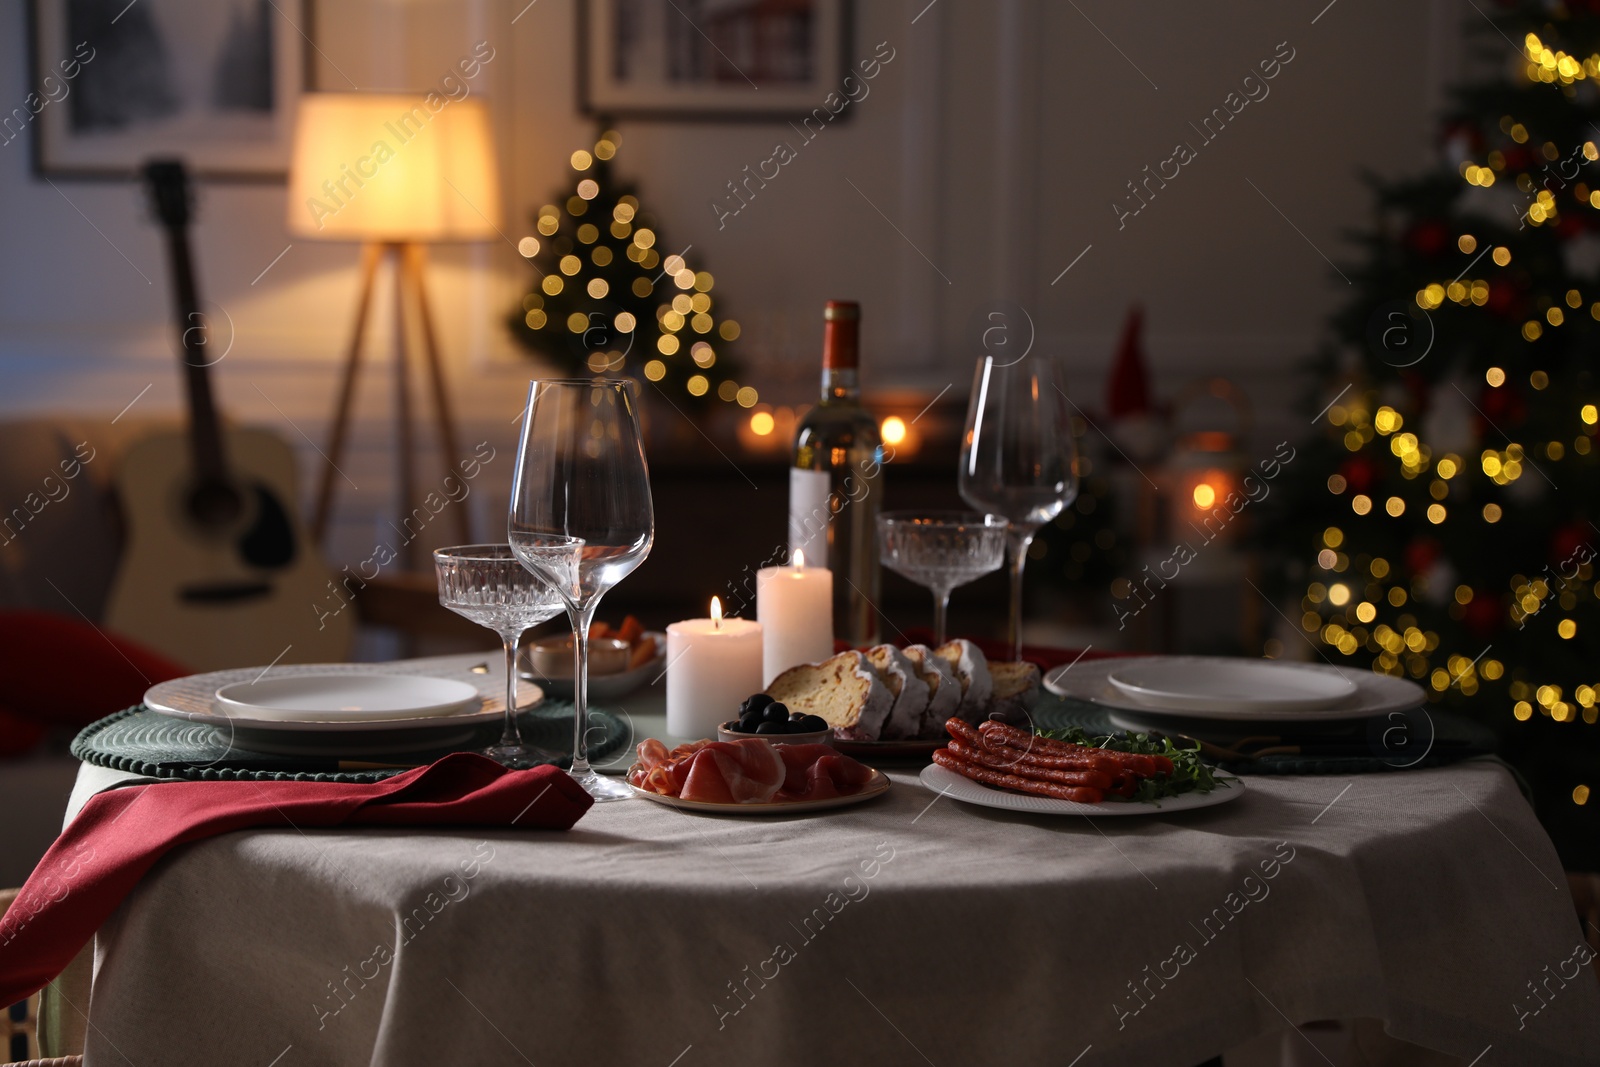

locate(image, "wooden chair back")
[[0, 888, 81, 1067]]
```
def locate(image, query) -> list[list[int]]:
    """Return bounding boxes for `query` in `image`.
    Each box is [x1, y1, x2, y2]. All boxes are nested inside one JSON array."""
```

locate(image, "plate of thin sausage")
[[919, 718, 1244, 815]]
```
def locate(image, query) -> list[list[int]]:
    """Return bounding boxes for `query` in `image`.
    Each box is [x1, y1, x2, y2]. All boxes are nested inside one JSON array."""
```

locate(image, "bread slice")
[[987, 660, 1041, 723], [901, 644, 960, 738], [934, 639, 993, 723], [767, 651, 894, 741], [864, 644, 932, 740]]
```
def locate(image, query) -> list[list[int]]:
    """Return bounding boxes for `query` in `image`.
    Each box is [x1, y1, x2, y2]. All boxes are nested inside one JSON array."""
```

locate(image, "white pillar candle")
[[757, 550, 834, 686], [666, 597, 764, 739]]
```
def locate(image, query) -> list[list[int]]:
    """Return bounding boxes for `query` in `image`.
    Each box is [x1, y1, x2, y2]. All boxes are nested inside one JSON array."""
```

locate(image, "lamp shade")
[[286, 92, 501, 242]]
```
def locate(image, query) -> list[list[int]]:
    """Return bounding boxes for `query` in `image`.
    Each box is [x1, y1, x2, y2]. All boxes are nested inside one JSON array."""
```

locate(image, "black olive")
[[745, 693, 775, 711], [762, 704, 788, 724], [799, 714, 828, 733], [755, 720, 785, 734]]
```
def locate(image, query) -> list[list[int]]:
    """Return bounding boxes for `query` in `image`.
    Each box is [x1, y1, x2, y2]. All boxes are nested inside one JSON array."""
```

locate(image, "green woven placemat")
[[71, 703, 630, 783], [1029, 695, 1497, 775]]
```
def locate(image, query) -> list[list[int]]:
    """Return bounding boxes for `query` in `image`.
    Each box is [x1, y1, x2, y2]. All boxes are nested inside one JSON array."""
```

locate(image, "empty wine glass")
[[434, 544, 575, 768], [510, 379, 654, 802], [877, 512, 1007, 646], [958, 355, 1079, 661]]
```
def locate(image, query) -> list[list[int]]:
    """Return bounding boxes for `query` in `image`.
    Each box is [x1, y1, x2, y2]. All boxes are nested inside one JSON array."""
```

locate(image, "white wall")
[[0, 0, 1461, 563]]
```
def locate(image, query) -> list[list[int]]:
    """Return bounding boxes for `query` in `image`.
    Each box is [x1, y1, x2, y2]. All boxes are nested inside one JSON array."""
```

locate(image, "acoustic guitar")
[[105, 160, 352, 670]]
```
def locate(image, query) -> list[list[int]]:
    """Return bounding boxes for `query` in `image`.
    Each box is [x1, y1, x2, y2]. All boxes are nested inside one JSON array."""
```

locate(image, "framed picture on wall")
[[579, 0, 851, 121], [25, 0, 310, 180]]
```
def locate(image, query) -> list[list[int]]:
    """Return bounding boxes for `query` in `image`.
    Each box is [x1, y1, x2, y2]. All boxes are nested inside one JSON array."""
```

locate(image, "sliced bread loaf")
[[934, 639, 993, 723], [864, 644, 932, 740], [902, 644, 961, 738], [987, 660, 1042, 723], [767, 651, 894, 741]]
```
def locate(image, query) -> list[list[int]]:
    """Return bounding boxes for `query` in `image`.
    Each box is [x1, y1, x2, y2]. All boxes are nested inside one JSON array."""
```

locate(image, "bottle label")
[[788, 467, 831, 566]]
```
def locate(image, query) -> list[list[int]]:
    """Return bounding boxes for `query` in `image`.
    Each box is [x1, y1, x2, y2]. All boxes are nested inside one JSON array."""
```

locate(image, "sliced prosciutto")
[[628, 739, 785, 803], [628, 739, 876, 805], [773, 743, 877, 801]]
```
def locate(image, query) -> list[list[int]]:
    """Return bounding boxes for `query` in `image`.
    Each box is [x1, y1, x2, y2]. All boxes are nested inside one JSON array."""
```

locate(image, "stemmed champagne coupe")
[[434, 544, 574, 768], [510, 379, 654, 801], [958, 355, 1079, 661], [877, 512, 1007, 646]]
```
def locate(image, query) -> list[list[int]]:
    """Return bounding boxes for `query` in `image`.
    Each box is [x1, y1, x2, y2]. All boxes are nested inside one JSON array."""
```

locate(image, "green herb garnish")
[[1037, 727, 1233, 803]]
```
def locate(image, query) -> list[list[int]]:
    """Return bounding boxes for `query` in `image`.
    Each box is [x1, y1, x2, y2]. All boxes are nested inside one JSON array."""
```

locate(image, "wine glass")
[[509, 379, 654, 802], [877, 512, 1007, 646], [958, 355, 1079, 661], [434, 544, 576, 768]]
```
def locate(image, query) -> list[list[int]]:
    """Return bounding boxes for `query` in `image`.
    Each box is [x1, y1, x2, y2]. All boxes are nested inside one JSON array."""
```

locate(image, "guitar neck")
[[159, 216, 229, 485]]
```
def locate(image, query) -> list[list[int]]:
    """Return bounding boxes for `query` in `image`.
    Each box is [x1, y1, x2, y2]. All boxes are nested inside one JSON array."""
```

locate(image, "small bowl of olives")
[[718, 693, 833, 746]]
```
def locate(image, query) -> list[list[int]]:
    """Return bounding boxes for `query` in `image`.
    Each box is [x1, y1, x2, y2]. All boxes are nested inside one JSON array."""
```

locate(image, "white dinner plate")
[[629, 769, 891, 814], [146, 663, 533, 733], [919, 763, 1242, 816], [1044, 656, 1424, 722], [214, 674, 480, 722], [521, 633, 665, 703], [1106, 658, 1358, 713]]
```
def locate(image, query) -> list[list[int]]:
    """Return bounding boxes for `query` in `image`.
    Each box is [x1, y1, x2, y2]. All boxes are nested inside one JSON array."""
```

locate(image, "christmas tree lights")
[[1276, 3, 1600, 862], [509, 129, 752, 411]]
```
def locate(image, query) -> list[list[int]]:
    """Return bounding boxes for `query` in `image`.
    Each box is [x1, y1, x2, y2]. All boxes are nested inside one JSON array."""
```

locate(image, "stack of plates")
[[1043, 655, 1425, 730], [145, 664, 539, 755]]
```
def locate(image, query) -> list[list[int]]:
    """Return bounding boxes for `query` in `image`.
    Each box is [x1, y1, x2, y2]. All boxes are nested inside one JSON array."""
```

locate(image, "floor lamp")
[[287, 92, 503, 565]]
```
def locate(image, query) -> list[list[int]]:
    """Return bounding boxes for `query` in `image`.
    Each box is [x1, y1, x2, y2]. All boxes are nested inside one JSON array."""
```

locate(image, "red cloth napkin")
[[0, 753, 591, 1007]]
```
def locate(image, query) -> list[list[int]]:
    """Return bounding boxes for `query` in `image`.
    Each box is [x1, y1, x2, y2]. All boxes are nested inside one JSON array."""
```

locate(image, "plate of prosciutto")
[[627, 738, 891, 814], [920, 717, 1243, 815]]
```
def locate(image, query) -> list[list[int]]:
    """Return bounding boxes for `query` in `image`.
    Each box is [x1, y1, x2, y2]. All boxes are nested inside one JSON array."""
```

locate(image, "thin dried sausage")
[[945, 739, 1115, 789], [932, 748, 1106, 803], [977, 720, 1173, 777]]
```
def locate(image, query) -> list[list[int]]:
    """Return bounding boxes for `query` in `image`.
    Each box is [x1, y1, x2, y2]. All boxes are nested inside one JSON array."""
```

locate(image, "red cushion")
[[0, 610, 190, 755]]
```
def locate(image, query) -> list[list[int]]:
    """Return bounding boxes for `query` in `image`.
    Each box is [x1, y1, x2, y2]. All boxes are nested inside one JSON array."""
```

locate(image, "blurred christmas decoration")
[[1034, 316, 1134, 593], [508, 128, 753, 412], [1273, 2, 1600, 864], [736, 404, 798, 455], [1104, 304, 1168, 463], [1033, 433, 1126, 591], [1164, 378, 1250, 548]]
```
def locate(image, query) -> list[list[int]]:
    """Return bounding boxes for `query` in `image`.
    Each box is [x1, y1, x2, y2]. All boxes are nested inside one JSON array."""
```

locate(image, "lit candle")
[[756, 550, 834, 686], [665, 596, 764, 738]]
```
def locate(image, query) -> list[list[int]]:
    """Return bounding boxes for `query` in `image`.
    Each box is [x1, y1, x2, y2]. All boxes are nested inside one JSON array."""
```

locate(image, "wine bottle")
[[789, 301, 882, 645]]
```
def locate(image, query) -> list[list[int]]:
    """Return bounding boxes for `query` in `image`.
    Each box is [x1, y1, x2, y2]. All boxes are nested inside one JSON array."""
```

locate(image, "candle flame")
[[711, 596, 722, 628], [794, 549, 805, 570]]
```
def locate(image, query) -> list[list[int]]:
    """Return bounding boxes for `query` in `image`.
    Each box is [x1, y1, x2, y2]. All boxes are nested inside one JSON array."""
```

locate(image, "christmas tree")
[[508, 129, 754, 412], [1276, 1, 1600, 865]]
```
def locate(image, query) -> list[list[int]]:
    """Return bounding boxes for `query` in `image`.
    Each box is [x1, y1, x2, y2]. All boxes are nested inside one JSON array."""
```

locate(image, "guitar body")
[[106, 427, 352, 671], [105, 158, 353, 672]]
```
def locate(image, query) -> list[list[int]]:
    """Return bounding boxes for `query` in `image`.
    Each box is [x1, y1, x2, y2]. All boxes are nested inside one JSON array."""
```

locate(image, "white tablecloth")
[[69, 657, 1600, 1066]]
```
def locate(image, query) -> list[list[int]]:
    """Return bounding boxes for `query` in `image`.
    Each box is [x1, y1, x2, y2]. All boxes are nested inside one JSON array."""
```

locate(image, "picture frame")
[[578, 0, 852, 122], [25, 0, 311, 181]]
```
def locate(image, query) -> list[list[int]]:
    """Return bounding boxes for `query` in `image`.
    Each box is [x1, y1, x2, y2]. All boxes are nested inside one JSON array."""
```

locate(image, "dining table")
[[58, 652, 1600, 1066]]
